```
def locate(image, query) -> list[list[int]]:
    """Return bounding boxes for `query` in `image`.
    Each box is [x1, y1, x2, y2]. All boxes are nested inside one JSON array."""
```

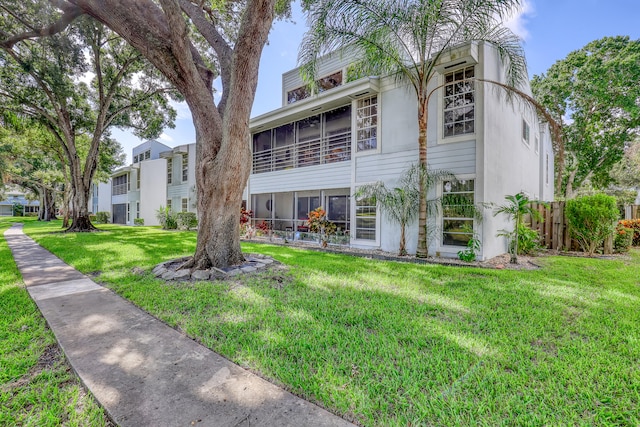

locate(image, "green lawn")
[[13, 219, 640, 426], [0, 217, 110, 427]]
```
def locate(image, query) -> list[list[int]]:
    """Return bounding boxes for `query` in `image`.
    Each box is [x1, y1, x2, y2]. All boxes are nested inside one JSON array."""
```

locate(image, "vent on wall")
[[444, 61, 467, 70]]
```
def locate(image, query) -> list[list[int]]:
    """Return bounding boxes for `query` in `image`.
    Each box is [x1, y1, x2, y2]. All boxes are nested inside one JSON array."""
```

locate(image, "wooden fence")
[[527, 203, 640, 253]]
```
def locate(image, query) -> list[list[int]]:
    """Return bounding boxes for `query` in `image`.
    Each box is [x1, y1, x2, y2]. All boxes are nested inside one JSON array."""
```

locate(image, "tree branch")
[[0, 6, 83, 48]]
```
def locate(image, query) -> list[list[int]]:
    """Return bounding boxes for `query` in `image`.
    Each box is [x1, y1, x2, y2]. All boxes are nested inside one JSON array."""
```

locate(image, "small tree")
[[494, 193, 543, 264], [566, 194, 619, 256], [155, 206, 177, 230]]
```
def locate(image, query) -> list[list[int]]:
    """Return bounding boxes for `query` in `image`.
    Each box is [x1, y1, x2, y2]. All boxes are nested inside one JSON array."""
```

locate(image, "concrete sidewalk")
[[4, 224, 354, 427]]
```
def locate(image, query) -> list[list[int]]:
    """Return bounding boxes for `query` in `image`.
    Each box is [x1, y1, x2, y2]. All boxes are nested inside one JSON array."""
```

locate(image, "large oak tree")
[[1, 5, 177, 231], [1, 0, 286, 268]]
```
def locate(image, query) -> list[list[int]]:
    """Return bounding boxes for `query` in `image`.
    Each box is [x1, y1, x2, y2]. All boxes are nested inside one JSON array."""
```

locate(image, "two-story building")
[[245, 41, 554, 260], [93, 140, 199, 226]]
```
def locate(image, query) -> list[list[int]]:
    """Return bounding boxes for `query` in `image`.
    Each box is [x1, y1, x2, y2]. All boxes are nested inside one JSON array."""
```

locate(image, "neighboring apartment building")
[[0, 187, 40, 216], [246, 41, 554, 260], [92, 140, 198, 226]]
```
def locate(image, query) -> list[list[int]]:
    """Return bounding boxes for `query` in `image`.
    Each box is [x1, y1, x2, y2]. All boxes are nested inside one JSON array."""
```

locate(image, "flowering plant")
[[307, 207, 337, 247]]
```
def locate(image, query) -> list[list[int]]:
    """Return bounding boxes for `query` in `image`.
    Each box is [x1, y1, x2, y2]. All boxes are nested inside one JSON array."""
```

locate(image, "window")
[[253, 130, 272, 173], [442, 179, 475, 246], [287, 85, 311, 104], [327, 195, 350, 232], [136, 169, 141, 189], [133, 155, 139, 163], [297, 196, 320, 221], [112, 175, 128, 195], [136, 202, 140, 219], [287, 71, 343, 104], [317, 71, 342, 93], [443, 66, 475, 137], [144, 150, 151, 160], [356, 96, 378, 152], [355, 195, 376, 240], [127, 173, 131, 191], [325, 105, 352, 163], [181, 198, 188, 212], [182, 153, 189, 182], [167, 159, 173, 184], [522, 119, 530, 145], [546, 154, 550, 185], [167, 199, 172, 211], [126, 203, 130, 222]]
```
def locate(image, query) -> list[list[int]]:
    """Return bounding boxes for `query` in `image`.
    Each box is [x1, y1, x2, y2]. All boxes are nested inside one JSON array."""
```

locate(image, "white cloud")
[[159, 133, 173, 142], [170, 100, 192, 120], [504, 0, 535, 41]]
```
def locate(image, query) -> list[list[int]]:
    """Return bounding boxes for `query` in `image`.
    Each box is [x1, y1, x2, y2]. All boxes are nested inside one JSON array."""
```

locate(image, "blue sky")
[[113, 0, 640, 162]]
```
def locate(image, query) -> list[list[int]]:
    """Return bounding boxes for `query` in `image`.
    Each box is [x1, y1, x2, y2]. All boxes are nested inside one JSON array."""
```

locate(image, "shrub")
[[618, 219, 640, 246], [155, 206, 177, 230], [133, 218, 145, 226], [89, 214, 97, 222], [515, 222, 541, 255], [614, 225, 634, 253], [307, 207, 337, 247], [176, 212, 197, 230], [12, 203, 24, 216], [95, 211, 110, 224], [566, 194, 619, 256]]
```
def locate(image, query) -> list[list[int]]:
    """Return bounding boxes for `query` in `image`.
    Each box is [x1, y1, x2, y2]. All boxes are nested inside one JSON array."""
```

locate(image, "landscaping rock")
[[240, 266, 257, 273], [173, 270, 191, 281], [161, 271, 176, 280], [191, 269, 211, 280], [153, 266, 167, 277]]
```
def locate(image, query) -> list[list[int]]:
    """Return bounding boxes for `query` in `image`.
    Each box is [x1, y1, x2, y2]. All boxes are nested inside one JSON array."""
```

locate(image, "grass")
[[13, 219, 640, 425], [0, 217, 111, 427]]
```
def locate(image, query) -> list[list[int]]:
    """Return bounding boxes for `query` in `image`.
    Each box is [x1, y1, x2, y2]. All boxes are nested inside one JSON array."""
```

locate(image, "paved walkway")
[[4, 224, 354, 427]]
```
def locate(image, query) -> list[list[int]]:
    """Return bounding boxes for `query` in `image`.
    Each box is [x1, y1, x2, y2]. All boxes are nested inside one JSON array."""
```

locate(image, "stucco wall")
[[140, 158, 167, 226]]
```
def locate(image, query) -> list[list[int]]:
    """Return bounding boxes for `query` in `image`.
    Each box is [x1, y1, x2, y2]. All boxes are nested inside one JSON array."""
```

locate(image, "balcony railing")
[[253, 129, 351, 174]]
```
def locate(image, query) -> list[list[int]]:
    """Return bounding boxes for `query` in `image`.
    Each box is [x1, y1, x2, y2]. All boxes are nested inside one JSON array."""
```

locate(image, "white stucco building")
[[245, 41, 554, 260], [95, 140, 198, 226]]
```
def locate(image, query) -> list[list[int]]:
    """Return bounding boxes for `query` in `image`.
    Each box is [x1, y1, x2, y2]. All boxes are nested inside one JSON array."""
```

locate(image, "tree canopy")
[[0, 2, 177, 230], [1, 0, 291, 267], [531, 36, 640, 199]]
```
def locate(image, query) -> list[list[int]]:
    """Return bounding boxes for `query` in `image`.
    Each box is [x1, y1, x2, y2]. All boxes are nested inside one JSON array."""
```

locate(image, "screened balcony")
[[252, 105, 352, 174]]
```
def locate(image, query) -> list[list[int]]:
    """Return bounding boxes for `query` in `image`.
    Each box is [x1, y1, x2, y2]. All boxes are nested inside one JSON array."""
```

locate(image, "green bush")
[[133, 218, 145, 226], [12, 203, 24, 216], [614, 225, 634, 253], [566, 194, 619, 255], [155, 206, 177, 230], [89, 214, 97, 222], [95, 211, 110, 224], [176, 212, 197, 230], [514, 222, 541, 255]]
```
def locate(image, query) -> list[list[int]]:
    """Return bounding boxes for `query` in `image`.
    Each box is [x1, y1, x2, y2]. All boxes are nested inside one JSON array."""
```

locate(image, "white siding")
[[428, 141, 476, 175], [355, 151, 417, 183], [249, 162, 351, 193]]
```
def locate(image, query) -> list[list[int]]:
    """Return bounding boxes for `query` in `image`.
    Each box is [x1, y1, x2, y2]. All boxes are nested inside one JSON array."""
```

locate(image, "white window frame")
[[522, 119, 530, 146], [354, 95, 380, 155], [351, 185, 380, 246], [181, 198, 188, 212], [440, 177, 476, 249], [182, 153, 189, 183], [167, 159, 173, 185], [439, 65, 476, 143]]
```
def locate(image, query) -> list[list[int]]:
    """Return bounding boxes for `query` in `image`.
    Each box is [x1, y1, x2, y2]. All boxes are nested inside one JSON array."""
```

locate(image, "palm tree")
[[355, 164, 456, 256], [300, 0, 528, 257], [493, 192, 542, 263]]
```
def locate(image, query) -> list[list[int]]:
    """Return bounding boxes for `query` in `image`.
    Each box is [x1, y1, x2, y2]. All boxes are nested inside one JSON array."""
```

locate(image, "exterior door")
[[112, 204, 126, 224]]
